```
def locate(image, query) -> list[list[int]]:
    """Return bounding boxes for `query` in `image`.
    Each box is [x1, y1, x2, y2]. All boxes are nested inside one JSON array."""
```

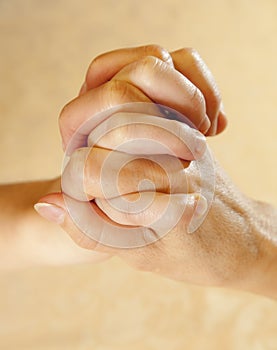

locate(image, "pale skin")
[[1, 45, 276, 299]]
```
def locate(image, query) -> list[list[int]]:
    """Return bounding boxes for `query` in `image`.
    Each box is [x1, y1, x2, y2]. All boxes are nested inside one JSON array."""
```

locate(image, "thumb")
[[34, 193, 66, 225], [34, 192, 126, 253], [34, 192, 66, 225]]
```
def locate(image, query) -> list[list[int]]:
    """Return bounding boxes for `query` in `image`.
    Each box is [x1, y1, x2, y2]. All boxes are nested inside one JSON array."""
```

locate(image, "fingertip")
[[216, 112, 228, 134], [34, 202, 65, 225], [34, 192, 66, 225], [37, 192, 66, 210]]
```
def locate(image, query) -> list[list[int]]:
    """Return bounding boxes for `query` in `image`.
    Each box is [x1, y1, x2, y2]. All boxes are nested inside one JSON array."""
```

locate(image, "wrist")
[[241, 199, 277, 299]]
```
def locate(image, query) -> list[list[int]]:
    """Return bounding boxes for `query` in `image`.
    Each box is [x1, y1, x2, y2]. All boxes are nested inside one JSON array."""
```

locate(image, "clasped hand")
[[37, 45, 268, 291]]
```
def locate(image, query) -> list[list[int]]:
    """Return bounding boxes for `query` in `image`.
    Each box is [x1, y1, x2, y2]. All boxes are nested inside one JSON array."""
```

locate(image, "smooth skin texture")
[[35, 45, 277, 298]]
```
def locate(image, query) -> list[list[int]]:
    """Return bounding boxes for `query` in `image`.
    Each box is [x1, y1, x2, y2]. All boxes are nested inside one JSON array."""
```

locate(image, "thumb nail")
[[34, 202, 65, 224]]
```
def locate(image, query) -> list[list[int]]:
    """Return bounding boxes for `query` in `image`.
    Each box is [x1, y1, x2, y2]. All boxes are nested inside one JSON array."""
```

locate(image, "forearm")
[[0, 179, 60, 268], [0, 178, 109, 269]]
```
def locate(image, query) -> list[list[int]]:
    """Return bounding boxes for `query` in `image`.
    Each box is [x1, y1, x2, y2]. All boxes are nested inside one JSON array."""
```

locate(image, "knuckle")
[[58, 101, 71, 125], [187, 47, 200, 59], [135, 55, 163, 74], [140, 54, 159, 66], [176, 48, 203, 71], [182, 49, 221, 106], [176, 47, 199, 59], [141, 44, 172, 63], [87, 52, 106, 74], [104, 79, 132, 105], [177, 48, 221, 117], [58, 101, 76, 140]]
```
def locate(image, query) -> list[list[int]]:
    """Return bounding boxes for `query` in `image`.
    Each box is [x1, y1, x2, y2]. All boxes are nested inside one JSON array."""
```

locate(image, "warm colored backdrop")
[[0, 1, 276, 349]]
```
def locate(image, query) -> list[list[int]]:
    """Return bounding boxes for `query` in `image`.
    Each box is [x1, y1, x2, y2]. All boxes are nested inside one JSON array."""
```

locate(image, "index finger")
[[80, 45, 227, 135], [87, 112, 207, 160], [81, 44, 173, 92]]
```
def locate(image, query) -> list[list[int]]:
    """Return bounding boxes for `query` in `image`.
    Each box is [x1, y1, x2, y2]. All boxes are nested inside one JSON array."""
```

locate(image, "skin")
[[0, 179, 109, 269], [1, 45, 276, 299]]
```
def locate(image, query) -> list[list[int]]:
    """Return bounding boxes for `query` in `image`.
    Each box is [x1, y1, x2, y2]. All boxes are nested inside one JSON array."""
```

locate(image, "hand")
[[35, 45, 276, 298], [45, 43, 226, 265], [37, 122, 258, 277], [59, 44, 227, 156], [0, 179, 111, 269], [38, 115, 277, 297]]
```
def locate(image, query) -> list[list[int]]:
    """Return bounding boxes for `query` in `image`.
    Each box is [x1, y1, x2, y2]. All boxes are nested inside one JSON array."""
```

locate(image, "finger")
[[87, 112, 207, 160], [34, 192, 115, 255], [95, 192, 208, 233], [61, 147, 191, 201], [170, 48, 227, 135], [81, 44, 173, 93], [81, 45, 227, 136], [59, 80, 153, 153], [216, 111, 228, 134], [36, 192, 159, 250], [112, 56, 211, 133]]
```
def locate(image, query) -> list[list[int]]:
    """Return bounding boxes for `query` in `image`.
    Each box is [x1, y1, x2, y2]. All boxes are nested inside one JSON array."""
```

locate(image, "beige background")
[[0, 0, 277, 349]]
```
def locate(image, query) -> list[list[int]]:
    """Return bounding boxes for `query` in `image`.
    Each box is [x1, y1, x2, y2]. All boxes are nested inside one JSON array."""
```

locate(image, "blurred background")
[[0, 0, 276, 349]]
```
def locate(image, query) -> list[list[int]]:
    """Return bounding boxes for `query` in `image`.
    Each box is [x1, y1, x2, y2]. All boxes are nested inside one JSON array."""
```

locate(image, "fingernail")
[[194, 195, 208, 218], [34, 202, 65, 224]]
